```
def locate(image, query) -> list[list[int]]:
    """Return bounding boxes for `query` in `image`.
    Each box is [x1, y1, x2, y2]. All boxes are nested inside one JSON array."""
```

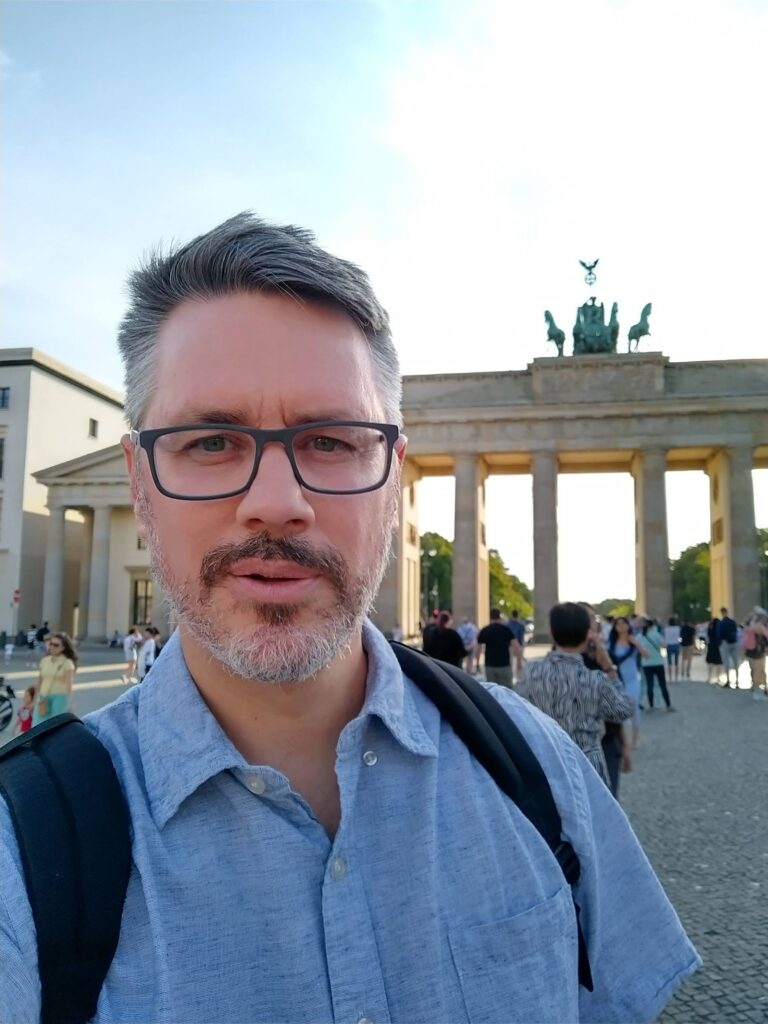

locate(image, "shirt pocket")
[[448, 885, 579, 1024]]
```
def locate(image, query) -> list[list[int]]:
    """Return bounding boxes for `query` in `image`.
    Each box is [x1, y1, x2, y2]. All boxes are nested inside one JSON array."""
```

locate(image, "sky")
[[2, 0, 767, 602]]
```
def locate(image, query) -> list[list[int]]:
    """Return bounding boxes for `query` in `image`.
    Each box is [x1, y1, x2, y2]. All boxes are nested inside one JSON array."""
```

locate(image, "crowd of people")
[[420, 600, 768, 800], [8, 622, 165, 736]]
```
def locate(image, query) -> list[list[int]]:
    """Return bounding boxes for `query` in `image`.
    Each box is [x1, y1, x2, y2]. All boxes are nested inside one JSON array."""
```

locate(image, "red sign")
[[12, 589, 20, 604]]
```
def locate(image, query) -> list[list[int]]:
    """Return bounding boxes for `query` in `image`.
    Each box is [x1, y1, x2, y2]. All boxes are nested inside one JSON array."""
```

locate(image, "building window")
[[137, 536, 147, 550], [0, 437, 4, 480], [0, 388, 9, 409], [88, 418, 99, 438], [132, 579, 153, 625]]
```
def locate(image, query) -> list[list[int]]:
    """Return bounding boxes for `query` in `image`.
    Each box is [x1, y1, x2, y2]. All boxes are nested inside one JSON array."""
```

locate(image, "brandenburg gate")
[[376, 352, 768, 640]]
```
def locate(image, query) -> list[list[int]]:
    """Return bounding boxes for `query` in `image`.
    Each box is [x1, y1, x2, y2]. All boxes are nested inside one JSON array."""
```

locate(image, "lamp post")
[[420, 547, 437, 619]]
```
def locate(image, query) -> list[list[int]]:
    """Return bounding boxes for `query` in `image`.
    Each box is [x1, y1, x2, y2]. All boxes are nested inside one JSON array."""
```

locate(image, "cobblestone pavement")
[[619, 659, 768, 1023]]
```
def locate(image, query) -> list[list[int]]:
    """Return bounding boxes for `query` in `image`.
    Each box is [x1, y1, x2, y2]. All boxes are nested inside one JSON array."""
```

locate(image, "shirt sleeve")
[[0, 799, 42, 1023], [595, 673, 633, 722], [485, 689, 701, 1023]]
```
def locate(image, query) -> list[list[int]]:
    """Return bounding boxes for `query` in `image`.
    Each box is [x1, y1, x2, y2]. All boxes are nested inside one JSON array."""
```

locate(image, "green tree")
[[671, 542, 710, 621], [419, 534, 533, 620], [488, 549, 532, 619], [419, 531, 453, 613], [595, 598, 635, 618]]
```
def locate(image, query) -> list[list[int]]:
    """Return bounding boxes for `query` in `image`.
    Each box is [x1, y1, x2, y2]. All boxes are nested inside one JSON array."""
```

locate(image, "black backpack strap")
[[391, 642, 593, 992], [0, 713, 132, 1024]]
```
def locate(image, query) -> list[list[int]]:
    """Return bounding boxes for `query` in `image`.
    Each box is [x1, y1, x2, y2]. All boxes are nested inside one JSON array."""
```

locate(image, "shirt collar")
[[138, 621, 436, 830]]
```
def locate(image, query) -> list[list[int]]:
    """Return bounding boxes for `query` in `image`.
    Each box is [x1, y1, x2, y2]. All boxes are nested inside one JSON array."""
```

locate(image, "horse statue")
[[544, 310, 565, 357], [608, 302, 619, 351], [628, 302, 652, 351]]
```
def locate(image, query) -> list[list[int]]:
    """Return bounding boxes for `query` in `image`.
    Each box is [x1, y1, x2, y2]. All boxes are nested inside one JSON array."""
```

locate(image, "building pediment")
[[33, 444, 128, 486]]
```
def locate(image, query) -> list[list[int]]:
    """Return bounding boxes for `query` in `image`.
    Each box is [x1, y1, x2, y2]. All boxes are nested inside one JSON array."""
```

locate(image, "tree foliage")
[[670, 542, 710, 621], [594, 598, 635, 618], [419, 533, 532, 620]]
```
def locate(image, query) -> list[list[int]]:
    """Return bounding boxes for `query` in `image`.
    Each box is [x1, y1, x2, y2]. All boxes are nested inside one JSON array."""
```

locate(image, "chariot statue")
[[572, 298, 618, 354], [543, 258, 652, 356]]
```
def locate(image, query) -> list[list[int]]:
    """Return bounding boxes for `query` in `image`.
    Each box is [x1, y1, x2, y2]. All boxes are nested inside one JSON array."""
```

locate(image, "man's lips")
[[228, 559, 321, 582]]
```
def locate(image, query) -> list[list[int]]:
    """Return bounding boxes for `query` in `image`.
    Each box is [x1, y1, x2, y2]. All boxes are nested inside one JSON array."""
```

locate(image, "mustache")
[[199, 533, 348, 592]]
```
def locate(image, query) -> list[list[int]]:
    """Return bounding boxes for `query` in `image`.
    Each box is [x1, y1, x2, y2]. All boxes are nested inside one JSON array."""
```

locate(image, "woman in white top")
[[664, 616, 682, 681]]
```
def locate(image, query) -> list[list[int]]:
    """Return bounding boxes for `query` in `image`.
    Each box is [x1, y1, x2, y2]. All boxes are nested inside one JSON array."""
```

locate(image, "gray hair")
[[117, 211, 401, 427]]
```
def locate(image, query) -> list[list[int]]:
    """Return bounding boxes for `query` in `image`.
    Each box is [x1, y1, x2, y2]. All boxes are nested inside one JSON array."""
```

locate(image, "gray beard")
[[137, 490, 393, 683]]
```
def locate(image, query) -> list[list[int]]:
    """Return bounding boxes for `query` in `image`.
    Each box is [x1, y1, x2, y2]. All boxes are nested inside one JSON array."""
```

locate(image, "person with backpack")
[[717, 607, 740, 688], [742, 606, 768, 701], [0, 212, 699, 1024]]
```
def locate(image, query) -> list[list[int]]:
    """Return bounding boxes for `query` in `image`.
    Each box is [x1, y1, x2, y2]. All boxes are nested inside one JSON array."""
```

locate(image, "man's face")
[[123, 291, 405, 683]]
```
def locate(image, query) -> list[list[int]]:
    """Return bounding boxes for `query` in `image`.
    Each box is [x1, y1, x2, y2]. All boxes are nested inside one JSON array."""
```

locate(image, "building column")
[[532, 451, 559, 641], [707, 447, 759, 619], [452, 454, 489, 626], [633, 448, 672, 621], [76, 509, 94, 639], [42, 504, 67, 628], [373, 458, 422, 641], [87, 504, 112, 642]]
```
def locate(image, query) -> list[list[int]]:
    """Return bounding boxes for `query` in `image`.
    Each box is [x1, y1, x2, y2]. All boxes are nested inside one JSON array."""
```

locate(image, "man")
[[717, 606, 740, 688], [679, 617, 697, 679], [456, 615, 478, 674], [517, 603, 634, 788], [743, 606, 768, 701], [477, 607, 524, 687], [0, 213, 698, 1022], [506, 608, 526, 681]]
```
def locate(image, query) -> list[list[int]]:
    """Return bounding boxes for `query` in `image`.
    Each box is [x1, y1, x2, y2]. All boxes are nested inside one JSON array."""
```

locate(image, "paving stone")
[[617, 664, 768, 1023]]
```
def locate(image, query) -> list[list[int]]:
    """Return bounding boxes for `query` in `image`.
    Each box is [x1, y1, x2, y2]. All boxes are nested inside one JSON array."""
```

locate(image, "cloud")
[[369, 0, 768, 371]]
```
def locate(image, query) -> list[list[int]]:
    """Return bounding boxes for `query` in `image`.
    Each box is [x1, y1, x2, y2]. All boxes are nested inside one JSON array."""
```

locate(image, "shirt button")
[[362, 750, 378, 767], [330, 856, 347, 879], [247, 774, 266, 795]]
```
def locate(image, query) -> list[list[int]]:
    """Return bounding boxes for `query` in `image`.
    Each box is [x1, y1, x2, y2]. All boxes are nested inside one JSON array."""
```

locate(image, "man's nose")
[[233, 440, 316, 532]]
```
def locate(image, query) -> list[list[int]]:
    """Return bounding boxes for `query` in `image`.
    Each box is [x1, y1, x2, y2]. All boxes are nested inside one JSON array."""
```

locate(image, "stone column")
[[532, 451, 559, 641], [42, 504, 67, 628], [728, 447, 760, 619], [373, 458, 422, 641], [633, 449, 672, 621], [77, 509, 94, 639], [87, 505, 112, 642], [707, 447, 759, 619], [452, 454, 489, 625]]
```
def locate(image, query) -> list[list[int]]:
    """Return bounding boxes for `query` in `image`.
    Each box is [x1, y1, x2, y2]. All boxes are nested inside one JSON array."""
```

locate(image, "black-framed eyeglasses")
[[130, 421, 402, 500]]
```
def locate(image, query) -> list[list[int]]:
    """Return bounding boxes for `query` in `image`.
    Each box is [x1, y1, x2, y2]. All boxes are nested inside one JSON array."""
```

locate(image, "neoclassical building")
[[35, 352, 768, 641], [376, 352, 768, 639]]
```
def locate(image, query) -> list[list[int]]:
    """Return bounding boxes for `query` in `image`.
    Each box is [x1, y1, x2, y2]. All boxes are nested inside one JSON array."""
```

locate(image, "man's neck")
[[178, 627, 369, 836], [554, 643, 586, 656]]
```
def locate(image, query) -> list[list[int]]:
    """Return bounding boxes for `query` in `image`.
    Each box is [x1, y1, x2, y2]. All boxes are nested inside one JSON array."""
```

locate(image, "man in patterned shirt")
[[518, 602, 633, 785]]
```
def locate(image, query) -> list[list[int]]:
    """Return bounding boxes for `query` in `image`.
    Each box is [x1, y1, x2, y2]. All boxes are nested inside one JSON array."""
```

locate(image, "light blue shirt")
[[0, 622, 699, 1023]]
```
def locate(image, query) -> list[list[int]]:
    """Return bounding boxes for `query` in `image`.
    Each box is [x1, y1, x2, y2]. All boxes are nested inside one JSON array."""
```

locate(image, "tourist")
[[122, 626, 142, 684], [456, 616, 478, 674], [717, 607, 740, 688], [477, 607, 520, 686], [608, 616, 649, 749], [742, 606, 768, 701], [664, 616, 682, 681], [12, 686, 36, 736], [506, 609, 526, 682], [32, 632, 77, 725], [640, 618, 675, 711], [517, 603, 633, 787], [680, 618, 697, 679], [705, 616, 723, 683], [137, 626, 161, 681], [422, 610, 466, 667], [0, 211, 699, 1022]]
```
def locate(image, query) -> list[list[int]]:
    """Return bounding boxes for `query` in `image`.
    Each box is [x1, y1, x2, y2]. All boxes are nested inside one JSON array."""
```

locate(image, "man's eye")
[[197, 436, 228, 452]]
